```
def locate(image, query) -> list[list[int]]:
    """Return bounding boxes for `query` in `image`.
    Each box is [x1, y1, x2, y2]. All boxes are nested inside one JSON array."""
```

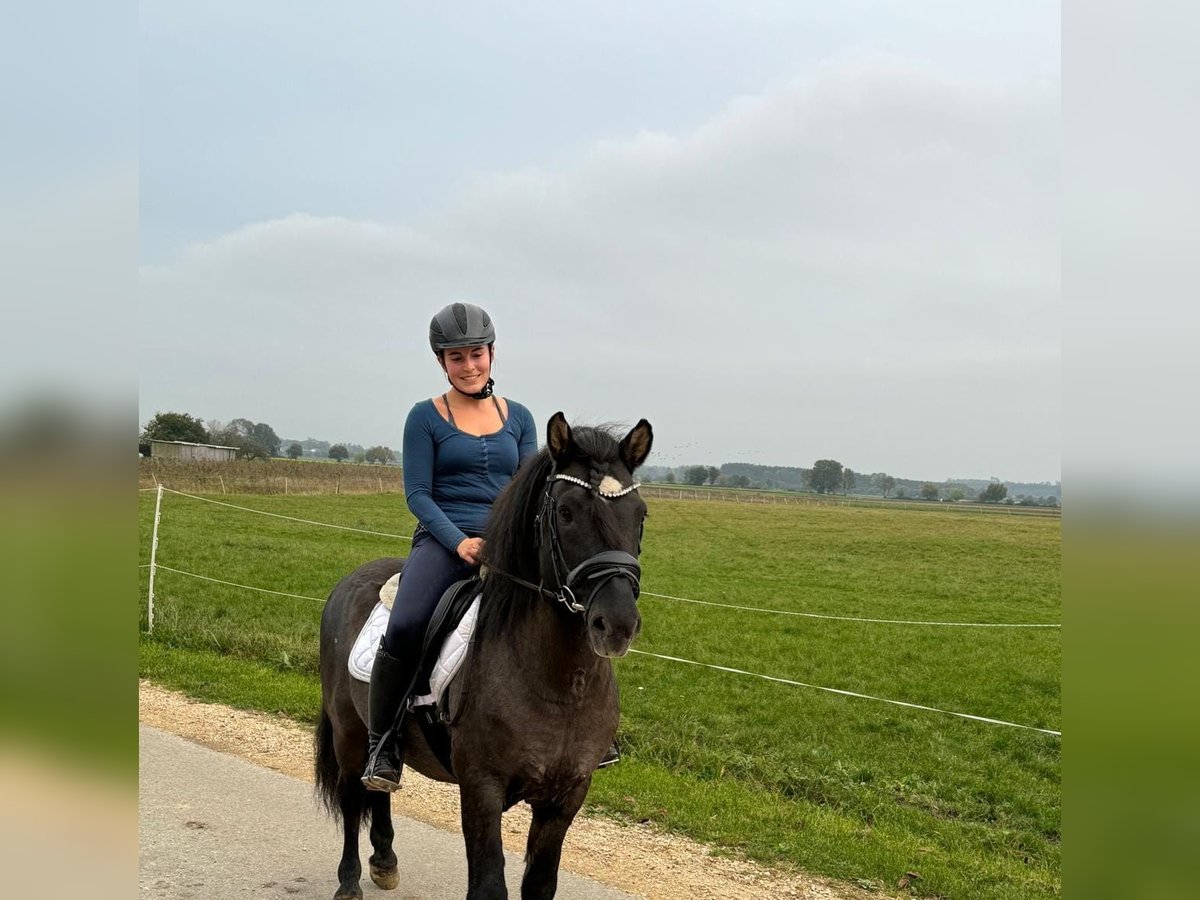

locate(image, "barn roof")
[[150, 439, 240, 451]]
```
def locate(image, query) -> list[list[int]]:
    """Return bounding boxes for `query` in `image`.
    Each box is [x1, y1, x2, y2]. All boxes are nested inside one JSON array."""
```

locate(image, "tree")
[[879, 474, 896, 498], [682, 465, 709, 486], [141, 412, 208, 444], [286, 442, 303, 460], [920, 482, 939, 501], [365, 445, 396, 464], [328, 444, 349, 462], [664, 470, 676, 484], [706, 466, 720, 485], [353, 451, 367, 464], [979, 481, 1008, 503], [807, 459, 844, 494], [949, 488, 966, 501], [842, 468, 856, 493], [208, 417, 275, 459], [896, 486, 908, 498], [251, 421, 281, 457], [729, 474, 750, 488]]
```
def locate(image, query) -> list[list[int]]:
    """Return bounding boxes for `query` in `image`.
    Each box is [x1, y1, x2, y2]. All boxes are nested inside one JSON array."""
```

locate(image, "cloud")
[[140, 56, 1058, 480]]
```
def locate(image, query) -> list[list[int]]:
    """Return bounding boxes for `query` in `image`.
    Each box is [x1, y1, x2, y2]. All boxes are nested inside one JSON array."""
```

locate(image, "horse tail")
[[313, 702, 342, 820]]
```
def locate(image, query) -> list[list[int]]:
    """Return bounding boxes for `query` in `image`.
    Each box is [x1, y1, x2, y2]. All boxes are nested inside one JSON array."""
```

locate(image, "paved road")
[[140, 725, 635, 900]]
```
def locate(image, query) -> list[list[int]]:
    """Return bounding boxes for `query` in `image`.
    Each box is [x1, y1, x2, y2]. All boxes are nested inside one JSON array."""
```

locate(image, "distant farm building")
[[149, 439, 238, 462]]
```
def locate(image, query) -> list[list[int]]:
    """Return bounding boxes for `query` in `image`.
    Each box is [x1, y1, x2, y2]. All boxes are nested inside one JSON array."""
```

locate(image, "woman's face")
[[440, 344, 493, 393]]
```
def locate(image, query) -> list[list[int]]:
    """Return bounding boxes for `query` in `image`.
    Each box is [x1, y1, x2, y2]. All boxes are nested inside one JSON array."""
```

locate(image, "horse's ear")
[[619, 419, 653, 472], [546, 412, 574, 463]]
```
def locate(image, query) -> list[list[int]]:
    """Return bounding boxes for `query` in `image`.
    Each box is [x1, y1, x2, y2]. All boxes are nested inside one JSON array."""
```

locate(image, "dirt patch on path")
[[140, 680, 882, 900]]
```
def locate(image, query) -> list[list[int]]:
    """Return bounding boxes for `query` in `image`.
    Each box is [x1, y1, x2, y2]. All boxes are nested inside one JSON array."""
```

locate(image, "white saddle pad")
[[348, 593, 481, 710]]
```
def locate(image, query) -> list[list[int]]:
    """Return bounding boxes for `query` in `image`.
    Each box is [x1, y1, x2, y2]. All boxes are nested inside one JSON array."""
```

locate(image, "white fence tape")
[[628, 649, 1061, 736], [146, 489, 1055, 628], [141, 563, 1060, 737], [139, 488, 1061, 735], [160, 488, 413, 540], [152, 565, 326, 603]]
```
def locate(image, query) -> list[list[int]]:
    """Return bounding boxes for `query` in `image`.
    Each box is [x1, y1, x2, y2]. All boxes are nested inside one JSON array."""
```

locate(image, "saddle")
[[348, 573, 482, 775]]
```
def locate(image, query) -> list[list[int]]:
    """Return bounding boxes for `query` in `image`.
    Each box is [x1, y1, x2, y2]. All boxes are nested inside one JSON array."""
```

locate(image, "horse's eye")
[[558, 504, 573, 522]]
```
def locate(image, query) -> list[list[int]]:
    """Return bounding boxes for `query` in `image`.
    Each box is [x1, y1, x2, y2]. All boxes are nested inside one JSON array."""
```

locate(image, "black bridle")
[[489, 470, 643, 616]]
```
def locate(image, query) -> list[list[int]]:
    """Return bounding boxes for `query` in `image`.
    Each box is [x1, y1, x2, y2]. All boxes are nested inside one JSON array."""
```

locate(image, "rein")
[[487, 471, 642, 616]]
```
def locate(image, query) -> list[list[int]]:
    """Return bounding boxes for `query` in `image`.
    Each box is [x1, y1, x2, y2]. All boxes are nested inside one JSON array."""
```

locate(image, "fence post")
[[147, 485, 163, 634], [379, 477, 383, 493], [219, 474, 227, 494], [285, 476, 288, 495]]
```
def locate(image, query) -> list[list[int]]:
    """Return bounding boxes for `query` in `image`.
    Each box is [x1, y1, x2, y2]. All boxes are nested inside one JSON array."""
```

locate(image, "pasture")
[[138, 490, 1060, 899]]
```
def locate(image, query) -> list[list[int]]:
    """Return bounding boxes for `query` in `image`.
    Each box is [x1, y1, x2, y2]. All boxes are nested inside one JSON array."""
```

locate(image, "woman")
[[362, 301, 537, 792]]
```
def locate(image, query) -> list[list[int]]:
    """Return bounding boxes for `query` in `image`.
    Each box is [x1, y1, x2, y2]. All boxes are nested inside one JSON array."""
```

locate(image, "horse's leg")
[[334, 777, 366, 900], [519, 788, 587, 900], [366, 790, 399, 890], [460, 779, 508, 900]]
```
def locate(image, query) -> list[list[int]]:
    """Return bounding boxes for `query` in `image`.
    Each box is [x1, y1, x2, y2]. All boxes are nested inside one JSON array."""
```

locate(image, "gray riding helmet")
[[429, 302, 495, 352]]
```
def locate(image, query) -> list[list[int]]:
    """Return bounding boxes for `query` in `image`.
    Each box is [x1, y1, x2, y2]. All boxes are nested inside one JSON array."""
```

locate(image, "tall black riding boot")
[[362, 642, 414, 792]]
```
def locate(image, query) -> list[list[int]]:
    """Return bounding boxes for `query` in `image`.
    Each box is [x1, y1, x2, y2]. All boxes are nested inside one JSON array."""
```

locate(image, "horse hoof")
[[334, 889, 362, 900], [370, 865, 399, 890]]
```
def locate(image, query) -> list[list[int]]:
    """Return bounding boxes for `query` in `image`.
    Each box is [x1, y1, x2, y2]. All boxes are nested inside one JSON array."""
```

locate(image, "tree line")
[[641, 459, 1058, 506], [140, 411, 1056, 505], [140, 411, 396, 464]]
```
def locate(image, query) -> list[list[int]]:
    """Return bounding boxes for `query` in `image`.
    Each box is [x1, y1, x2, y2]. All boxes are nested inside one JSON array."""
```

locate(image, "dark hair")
[[435, 343, 494, 362]]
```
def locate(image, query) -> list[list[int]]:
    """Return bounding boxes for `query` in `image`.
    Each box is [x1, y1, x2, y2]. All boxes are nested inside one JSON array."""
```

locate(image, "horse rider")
[[362, 301, 539, 791]]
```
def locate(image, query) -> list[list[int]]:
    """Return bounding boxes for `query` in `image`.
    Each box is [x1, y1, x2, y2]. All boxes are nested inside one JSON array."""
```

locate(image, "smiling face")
[[439, 343, 493, 393]]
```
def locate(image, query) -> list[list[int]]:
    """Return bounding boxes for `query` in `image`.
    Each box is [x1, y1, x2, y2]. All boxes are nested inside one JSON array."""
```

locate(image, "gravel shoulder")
[[139, 680, 881, 900]]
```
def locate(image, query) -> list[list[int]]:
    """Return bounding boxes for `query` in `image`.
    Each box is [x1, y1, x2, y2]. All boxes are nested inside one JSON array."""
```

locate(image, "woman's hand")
[[457, 537, 485, 566]]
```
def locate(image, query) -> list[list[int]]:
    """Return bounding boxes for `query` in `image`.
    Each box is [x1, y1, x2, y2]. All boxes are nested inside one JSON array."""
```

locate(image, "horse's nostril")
[[591, 616, 607, 633]]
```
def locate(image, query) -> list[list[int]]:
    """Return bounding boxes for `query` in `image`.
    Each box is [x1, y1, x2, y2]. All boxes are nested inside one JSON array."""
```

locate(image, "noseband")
[[490, 470, 642, 615]]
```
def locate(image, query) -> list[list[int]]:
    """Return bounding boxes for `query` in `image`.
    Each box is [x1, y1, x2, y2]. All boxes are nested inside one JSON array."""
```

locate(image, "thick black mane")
[[477, 426, 623, 642]]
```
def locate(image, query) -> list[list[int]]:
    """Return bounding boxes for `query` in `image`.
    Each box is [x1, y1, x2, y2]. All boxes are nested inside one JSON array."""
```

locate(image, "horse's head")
[[540, 412, 652, 658]]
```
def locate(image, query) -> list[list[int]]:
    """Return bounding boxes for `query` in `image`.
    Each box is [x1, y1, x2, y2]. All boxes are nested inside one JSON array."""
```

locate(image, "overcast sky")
[[138, 1, 1060, 483]]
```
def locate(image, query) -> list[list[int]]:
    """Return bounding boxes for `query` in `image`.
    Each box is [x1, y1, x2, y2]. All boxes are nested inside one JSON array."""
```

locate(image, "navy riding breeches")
[[382, 526, 476, 663]]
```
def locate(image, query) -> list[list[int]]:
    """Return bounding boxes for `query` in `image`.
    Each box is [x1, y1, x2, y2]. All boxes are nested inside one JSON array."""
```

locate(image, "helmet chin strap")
[[450, 376, 495, 400]]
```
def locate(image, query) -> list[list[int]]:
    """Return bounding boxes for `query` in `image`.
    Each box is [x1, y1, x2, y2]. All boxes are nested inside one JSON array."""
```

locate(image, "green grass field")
[[138, 490, 1060, 899]]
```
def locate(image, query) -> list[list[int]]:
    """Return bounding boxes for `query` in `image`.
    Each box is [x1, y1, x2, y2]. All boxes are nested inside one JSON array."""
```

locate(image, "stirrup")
[[362, 771, 403, 793], [362, 730, 405, 792], [597, 743, 620, 769], [362, 757, 404, 792]]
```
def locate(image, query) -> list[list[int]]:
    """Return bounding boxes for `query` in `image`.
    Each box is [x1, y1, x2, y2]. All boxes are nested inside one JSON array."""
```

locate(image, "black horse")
[[315, 413, 652, 900]]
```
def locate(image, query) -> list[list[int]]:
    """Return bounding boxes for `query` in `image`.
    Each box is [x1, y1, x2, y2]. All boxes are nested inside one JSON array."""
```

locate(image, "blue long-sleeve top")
[[402, 398, 538, 552]]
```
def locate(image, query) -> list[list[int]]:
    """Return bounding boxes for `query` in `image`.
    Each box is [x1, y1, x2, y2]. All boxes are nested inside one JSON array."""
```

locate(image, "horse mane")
[[477, 425, 624, 642]]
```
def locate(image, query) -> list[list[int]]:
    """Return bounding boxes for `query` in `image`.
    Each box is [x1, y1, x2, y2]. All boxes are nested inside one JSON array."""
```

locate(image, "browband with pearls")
[[552, 473, 641, 498]]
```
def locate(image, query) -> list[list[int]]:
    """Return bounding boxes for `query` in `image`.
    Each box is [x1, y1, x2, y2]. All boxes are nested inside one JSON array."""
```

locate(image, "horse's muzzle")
[[586, 587, 642, 658]]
